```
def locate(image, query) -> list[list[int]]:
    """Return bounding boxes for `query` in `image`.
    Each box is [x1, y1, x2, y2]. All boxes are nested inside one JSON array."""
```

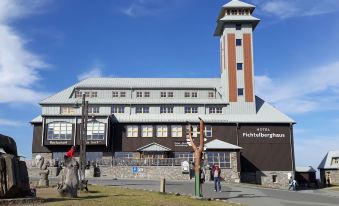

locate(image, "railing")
[[25, 157, 194, 168], [110, 157, 193, 167]]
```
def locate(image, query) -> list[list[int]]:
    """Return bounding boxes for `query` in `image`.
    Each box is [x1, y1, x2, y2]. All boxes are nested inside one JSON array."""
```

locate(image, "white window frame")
[[171, 125, 182, 137], [184, 106, 198, 114], [160, 92, 167, 98], [120, 91, 126, 97], [91, 91, 98, 98], [184, 92, 190, 98], [127, 125, 138, 138], [168, 92, 174, 98], [160, 106, 173, 114], [205, 125, 213, 137], [136, 91, 143, 98], [60, 107, 75, 115], [111, 106, 125, 114], [136, 107, 150, 114], [191, 92, 198, 98], [142, 125, 153, 137], [156, 125, 168, 137], [208, 92, 215, 98], [87, 121, 105, 140], [144, 92, 150, 98], [88, 106, 100, 114], [112, 91, 119, 98], [47, 122, 73, 140]]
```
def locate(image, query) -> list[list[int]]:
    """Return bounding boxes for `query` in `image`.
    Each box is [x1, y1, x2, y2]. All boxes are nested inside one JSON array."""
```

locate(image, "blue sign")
[[132, 166, 139, 174]]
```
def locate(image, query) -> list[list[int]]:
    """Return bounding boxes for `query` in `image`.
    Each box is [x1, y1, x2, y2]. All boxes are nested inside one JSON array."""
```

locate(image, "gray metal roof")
[[222, 0, 255, 9], [205, 139, 242, 150], [318, 151, 339, 169], [30, 115, 42, 123], [137, 142, 171, 152], [75, 77, 221, 89]]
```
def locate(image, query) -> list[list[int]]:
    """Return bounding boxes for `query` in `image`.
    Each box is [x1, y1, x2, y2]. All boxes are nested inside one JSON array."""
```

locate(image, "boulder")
[[57, 157, 79, 198]]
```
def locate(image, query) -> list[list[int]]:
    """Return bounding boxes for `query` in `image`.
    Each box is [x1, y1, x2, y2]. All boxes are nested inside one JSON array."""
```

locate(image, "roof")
[[137, 142, 171, 152], [214, 15, 260, 36], [40, 77, 222, 105], [222, 0, 256, 9], [30, 115, 42, 123], [205, 139, 242, 150], [296, 166, 316, 173], [318, 150, 339, 169]]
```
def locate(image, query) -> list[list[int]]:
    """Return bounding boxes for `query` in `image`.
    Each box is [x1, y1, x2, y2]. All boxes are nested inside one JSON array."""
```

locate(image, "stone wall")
[[241, 171, 292, 189], [320, 169, 339, 185], [32, 153, 53, 162], [220, 152, 240, 183], [99, 166, 190, 180]]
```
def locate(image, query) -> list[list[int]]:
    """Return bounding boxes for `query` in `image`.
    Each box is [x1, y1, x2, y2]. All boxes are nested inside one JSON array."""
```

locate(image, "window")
[[60, 107, 75, 115], [142, 125, 153, 137], [120, 92, 126, 97], [272, 175, 278, 183], [91, 91, 97, 98], [87, 121, 105, 140], [209, 107, 222, 114], [237, 63, 243, 70], [86, 152, 103, 162], [85, 92, 90, 98], [111, 106, 125, 114], [184, 92, 190, 98], [231, 10, 237, 15], [208, 92, 215, 98], [88, 106, 100, 114], [332, 158, 339, 165], [191, 92, 198, 98], [144, 92, 150, 98], [205, 125, 212, 137], [184, 106, 198, 114], [75, 91, 82, 98], [168, 92, 174, 98], [112, 91, 119, 98], [114, 152, 134, 159], [236, 24, 242, 30], [175, 152, 193, 160], [186, 125, 200, 138], [136, 92, 143, 98], [127, 125, 138, 137], [156, 125, 168, 137], [236, 39, 242, 46], [47, 122, 72, 140], [136, 107, 149, 114], [160, 106, 173, 114], [171, 125, 182, 137], [207, 152, 231, 168], [238, 88, 244, 96], [160, 92, 167, 98]]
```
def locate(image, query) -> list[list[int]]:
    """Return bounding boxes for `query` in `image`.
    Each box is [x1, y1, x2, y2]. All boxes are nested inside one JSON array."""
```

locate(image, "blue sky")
[[0, 0, 339, 170]]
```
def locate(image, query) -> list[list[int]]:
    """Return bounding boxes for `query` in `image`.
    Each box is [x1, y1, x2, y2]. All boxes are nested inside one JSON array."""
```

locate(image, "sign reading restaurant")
[[242, 127, 286, 139]]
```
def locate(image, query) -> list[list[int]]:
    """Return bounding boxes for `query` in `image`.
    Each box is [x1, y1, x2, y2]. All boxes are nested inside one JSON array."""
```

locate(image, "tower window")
[[237, 63, 243, 70], [236, 24, 242, 30], [238, 88, 244, 96], [236, 39, 242, 46]]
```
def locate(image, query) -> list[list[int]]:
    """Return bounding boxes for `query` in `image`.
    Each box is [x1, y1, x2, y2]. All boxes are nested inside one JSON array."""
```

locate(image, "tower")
[[215, 0, 260, 113]]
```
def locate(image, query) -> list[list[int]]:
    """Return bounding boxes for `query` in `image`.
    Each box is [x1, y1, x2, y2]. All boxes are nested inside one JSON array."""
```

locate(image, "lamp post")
[[74, 91, 88, 188]]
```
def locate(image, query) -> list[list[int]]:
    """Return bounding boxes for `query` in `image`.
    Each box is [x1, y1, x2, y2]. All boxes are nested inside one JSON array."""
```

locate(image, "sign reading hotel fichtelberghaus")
[[242, 127, 285, 138]]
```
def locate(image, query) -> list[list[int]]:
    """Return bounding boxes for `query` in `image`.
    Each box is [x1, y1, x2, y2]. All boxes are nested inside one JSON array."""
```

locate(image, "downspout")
[[41, 117, 45, 147], [74, 117, 77, 146], [290, 123, 296, 175]]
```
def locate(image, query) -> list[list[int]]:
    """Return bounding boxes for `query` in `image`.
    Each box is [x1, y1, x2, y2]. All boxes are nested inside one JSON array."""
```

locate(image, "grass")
[[28, 185, 238, 206]]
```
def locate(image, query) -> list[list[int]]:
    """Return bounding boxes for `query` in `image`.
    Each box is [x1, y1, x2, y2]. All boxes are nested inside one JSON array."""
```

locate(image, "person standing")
[[213, 165, 221, 192]]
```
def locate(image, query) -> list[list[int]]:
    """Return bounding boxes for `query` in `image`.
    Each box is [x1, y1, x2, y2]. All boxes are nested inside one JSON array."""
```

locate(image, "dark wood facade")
[[32, 121, 294, 172]]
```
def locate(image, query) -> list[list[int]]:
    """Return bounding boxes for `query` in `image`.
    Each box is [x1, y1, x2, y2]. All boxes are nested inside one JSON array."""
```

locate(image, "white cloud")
[[0, 0, 50, 104], [251, 0, 339, 19], [0, 118, 22, 127], [120, 0, 185, 17], [255, 61, 339, 114], [77, 67, 103, 81]]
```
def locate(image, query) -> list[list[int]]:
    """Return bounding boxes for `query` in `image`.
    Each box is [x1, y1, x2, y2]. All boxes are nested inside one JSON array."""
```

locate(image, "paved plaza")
[[89, 178, 339, 206]]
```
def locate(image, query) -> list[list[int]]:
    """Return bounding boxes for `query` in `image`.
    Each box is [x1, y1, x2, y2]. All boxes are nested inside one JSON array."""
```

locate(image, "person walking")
[[212, 165, 221, 192], [288, 177, 297, 191]]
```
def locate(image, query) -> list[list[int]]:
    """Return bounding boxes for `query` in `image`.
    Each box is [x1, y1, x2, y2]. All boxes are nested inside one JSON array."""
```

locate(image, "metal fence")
[[25, 157, 194, 168]]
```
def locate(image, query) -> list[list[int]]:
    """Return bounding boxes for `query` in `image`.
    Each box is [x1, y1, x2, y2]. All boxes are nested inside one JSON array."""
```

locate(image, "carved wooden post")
[[187, 118, 205, 197]]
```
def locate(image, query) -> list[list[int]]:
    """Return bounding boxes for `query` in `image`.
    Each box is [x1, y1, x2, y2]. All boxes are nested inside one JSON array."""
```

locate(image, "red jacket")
[[65, 147, 75, 158]]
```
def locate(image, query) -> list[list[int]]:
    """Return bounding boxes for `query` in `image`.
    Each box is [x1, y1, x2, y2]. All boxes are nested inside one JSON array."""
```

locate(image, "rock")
[[57, 157, 79, 198]]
